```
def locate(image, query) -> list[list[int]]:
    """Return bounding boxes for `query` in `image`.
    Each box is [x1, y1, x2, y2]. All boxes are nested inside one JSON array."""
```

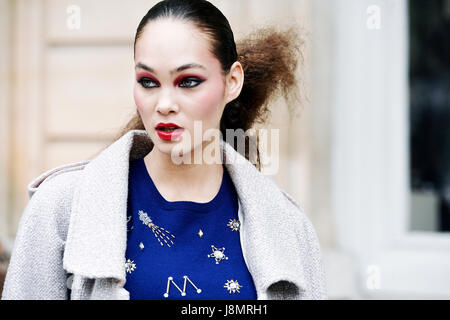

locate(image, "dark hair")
[[115, 0, 306, 171]]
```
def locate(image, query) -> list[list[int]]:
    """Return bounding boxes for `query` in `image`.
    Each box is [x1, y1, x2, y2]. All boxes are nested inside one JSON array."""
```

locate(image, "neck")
[[143, 139, 224, 203]]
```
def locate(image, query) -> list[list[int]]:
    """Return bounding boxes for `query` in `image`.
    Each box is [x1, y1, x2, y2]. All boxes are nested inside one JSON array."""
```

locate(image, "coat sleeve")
[[298, 212, 328, 300], [280, 189, 328, 300], [1, 172, 76, 300]]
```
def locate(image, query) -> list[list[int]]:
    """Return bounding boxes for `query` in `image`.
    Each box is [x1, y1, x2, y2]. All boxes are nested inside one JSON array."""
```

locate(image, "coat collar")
[[63, 130, 307, 298]]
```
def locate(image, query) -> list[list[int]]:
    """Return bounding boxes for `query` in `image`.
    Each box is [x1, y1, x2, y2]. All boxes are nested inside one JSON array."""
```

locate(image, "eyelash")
[[138, 77, 204, 89]]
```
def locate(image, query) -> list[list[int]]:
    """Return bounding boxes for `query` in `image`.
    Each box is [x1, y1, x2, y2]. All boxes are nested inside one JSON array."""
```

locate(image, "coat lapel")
[[63, 130, 137, 283], [63, 130, 307, 299], [222, 141, 308, 298]]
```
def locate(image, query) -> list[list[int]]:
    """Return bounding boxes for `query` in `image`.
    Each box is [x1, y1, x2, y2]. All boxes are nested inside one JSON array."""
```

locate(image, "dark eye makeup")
[[137, 76, 204, 89], [178, 77, 204, 88], [138, 77, 159, 89]]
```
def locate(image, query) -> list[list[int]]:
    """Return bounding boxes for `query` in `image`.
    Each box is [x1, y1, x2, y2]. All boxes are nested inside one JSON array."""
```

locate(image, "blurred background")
[[0, 0, 449, 299]]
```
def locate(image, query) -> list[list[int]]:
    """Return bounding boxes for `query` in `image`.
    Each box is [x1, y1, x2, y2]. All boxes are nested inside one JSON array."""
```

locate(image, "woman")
[[2, 0, 327, 300]]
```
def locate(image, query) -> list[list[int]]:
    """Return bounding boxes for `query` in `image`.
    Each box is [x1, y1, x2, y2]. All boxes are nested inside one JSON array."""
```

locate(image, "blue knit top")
[[124, 157, 257, 300]]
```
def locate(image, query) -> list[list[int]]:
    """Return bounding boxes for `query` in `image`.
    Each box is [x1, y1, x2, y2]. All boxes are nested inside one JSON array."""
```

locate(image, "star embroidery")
[[207, 245, 228, 264]]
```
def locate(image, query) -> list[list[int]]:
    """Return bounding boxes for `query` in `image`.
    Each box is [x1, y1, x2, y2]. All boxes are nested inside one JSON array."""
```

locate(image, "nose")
[[155, 88, 179, 115]]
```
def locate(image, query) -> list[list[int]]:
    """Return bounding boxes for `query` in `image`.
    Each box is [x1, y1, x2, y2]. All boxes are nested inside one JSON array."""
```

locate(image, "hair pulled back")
[[116, 0, 305, 171]]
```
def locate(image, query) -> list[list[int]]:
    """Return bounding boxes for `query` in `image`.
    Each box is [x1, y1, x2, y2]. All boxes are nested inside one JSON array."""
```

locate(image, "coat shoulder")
[[278, 187, 305, 212], [27, 160, 89, 199], [20, 160, 89, 246], [24, 160, 88, 231], [277, 186, 318, 241], [276, 185, 309, 226]]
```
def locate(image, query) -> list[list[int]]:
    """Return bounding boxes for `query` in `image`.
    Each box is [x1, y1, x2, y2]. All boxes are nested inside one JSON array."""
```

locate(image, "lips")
[[155, 122, 184, 141], [155, 122, 182, 131]]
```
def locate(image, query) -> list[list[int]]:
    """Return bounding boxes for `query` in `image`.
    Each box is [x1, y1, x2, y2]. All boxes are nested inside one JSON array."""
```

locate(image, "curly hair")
[[114, 0, 306, 171]]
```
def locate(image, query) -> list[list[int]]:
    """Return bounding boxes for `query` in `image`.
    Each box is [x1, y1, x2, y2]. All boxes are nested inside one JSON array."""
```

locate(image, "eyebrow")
[[135, 62, 206, 74]]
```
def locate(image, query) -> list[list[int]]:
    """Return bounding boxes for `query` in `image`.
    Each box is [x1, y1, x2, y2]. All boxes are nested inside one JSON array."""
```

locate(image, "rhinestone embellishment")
[[125, 259, 136, 274], [138, 210, 175, 247], [227, 219, 241, 231], [208, 245, 228, 264], [224, 279, 242, 294]]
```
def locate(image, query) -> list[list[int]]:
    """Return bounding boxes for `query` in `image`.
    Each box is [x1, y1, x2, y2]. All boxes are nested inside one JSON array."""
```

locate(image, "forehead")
[[134, 18, 219, 71]]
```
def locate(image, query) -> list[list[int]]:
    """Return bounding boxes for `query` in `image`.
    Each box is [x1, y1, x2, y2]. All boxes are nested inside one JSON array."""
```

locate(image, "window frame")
[[330, 0, 450, 298]]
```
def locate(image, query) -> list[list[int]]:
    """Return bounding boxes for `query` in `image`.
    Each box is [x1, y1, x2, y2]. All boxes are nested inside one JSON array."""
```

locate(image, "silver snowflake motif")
[[224, 279, 242, 294], [227, 218, 241, 231], [207, 245, 228, 264], [138, 210, 175, 247], [125, 259, 136, 274], [197, 229, 204, 238]]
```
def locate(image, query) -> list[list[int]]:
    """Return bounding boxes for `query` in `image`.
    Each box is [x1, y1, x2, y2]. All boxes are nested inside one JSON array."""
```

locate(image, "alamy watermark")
[[66, 5, 81, 30], [163, 121, 280, 175], [366, 264, 381, 290], [366, 5, 381, 30]]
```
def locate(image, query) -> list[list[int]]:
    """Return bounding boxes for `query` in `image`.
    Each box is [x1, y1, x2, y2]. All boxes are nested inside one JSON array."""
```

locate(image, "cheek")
[[194, 80, 225, 120], [133, 84, 147, 114]]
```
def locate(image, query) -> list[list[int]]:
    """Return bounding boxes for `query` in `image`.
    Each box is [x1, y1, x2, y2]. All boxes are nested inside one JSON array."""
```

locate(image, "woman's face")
[[134, 18, 228, 161]]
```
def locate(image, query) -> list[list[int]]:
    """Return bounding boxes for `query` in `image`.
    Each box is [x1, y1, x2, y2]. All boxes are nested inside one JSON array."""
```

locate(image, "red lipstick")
[[155, 122, 184, 141]]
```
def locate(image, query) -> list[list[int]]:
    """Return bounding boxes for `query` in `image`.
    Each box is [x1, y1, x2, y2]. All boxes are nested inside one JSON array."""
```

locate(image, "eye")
[[178, 77, 203, 88], [138, 77, 159, 89]]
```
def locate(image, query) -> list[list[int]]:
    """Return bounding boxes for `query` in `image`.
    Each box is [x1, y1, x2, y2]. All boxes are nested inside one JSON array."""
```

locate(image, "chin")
[[153, 138, 190, 157]]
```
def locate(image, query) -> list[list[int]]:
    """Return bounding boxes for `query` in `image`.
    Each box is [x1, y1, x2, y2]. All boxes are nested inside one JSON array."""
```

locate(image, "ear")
[[224, 61, 244, 104]]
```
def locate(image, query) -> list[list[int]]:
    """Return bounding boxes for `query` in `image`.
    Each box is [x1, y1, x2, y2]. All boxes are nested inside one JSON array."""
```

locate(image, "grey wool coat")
[[2, 129, 327, 300]]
